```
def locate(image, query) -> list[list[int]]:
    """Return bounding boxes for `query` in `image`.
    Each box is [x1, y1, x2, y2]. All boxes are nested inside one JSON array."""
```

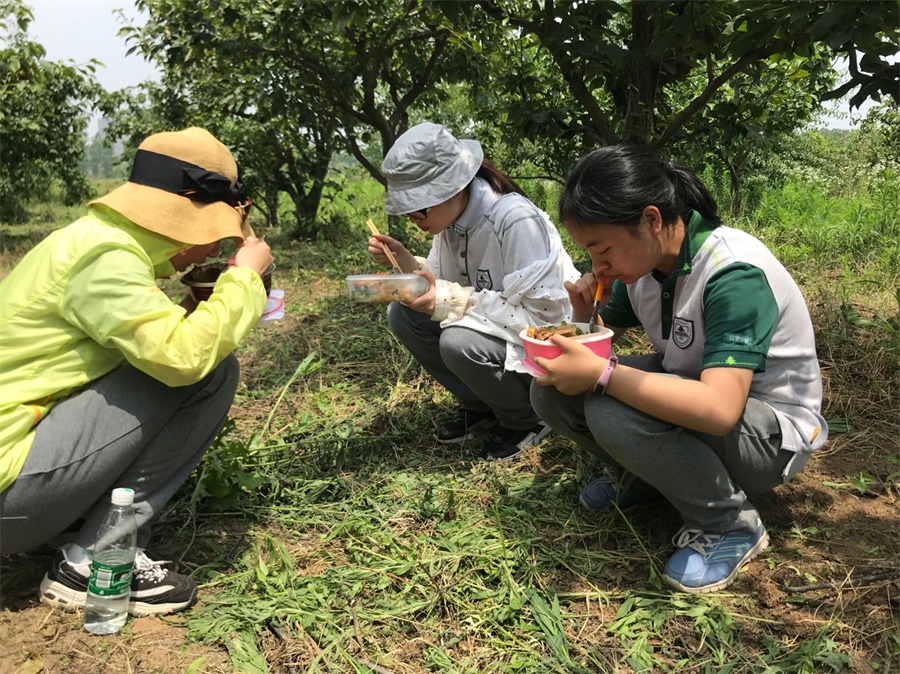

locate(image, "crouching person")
[[531, 145, 827, 593], [0, 127, 273, 614]]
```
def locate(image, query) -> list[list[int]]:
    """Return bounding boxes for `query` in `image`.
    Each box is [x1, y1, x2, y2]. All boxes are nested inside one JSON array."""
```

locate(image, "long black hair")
[[474, 158, 527, 197], [559, 145, 722, 230]]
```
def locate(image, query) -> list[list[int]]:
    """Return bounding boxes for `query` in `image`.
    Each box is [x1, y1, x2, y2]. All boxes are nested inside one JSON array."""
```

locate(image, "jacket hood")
[[89, 204, 186, 277]]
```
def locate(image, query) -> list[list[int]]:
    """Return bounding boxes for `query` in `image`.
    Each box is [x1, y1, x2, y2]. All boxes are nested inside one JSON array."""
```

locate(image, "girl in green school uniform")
[[531, 145, 827, 593]]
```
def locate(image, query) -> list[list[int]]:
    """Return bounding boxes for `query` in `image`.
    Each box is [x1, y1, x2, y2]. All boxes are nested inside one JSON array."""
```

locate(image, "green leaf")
[[184, 657, 207, 674]]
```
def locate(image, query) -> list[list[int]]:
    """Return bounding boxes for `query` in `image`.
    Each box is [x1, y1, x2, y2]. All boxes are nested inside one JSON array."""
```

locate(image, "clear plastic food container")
[[346, 273, 429, 303]]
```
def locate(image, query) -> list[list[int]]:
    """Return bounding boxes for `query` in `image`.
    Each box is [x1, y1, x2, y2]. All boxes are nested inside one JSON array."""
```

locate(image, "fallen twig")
[[781, 570, 898, 593]]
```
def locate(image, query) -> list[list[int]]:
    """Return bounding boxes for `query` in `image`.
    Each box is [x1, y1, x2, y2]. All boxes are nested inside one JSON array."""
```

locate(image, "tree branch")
[[344, 132, 383, 184], [653, 41, 791, 149], [781, 570, 898, 594], [533, 0, 618, 145]]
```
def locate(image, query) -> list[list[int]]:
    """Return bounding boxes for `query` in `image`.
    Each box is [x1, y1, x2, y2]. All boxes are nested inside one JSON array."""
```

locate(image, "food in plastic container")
[[346, 273, 429, 303], [182, 261, 275, 302]]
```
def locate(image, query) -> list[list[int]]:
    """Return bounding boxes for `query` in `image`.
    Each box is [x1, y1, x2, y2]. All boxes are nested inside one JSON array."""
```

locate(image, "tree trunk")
[[264, 184, 279, 229], [724, 157, 742, 219], [623, 1, 657, 144]]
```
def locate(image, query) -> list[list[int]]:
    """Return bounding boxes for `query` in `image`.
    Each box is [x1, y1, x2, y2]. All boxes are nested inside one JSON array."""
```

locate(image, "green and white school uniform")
[[603, 210, 827, 476]]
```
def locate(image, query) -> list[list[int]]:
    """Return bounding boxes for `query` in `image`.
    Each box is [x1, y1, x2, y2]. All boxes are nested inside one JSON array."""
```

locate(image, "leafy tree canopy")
[[108, 0, 897, 236], [0, 0, 101, 222]]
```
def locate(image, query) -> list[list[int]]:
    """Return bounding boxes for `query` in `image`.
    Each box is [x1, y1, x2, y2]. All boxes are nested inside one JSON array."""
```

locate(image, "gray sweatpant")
[[530, 353, 796, 533], [386, 301, 539, 430], [0, 355, 239, 555]]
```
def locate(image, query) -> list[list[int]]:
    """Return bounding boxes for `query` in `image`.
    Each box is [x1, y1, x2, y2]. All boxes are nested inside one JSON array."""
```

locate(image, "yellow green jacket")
[[0, 205, 266, 493]]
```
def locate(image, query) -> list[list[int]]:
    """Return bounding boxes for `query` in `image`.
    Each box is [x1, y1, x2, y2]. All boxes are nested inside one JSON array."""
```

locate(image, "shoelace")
[[671, 526, 722, 557], [134, 549, 169, 583]]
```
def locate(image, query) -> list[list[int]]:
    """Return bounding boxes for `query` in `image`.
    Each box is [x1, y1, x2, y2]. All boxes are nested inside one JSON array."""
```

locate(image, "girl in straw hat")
[[367, 122, 580, 461], [0, 127, 273, 616]]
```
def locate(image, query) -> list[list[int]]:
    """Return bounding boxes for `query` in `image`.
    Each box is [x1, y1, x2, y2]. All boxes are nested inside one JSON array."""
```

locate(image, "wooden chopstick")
[[366, 219, 403, 273]]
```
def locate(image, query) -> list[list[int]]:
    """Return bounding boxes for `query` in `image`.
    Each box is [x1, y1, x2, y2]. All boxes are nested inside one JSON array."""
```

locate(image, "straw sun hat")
[[382, 122, 484, 216], [90, 127, 252, 245]]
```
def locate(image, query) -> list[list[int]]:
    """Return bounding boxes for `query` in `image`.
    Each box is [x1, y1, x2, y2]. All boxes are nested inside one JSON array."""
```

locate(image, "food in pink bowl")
[[519, 322, 614, 374]]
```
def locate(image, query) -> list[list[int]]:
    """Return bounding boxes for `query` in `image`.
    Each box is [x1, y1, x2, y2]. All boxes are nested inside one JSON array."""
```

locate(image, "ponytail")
[[664, 161, 721, 225], [560, 145, 722, 229], [474, 158, 527, 198]]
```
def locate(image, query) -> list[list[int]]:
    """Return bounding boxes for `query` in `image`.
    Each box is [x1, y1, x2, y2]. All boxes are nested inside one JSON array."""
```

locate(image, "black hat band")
[[129, 149, 248, 206]]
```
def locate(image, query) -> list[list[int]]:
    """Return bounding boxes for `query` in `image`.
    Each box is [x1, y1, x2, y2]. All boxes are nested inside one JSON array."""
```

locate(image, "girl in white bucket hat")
[[367, 122, 580, 461], [0, 127, 273, 616]]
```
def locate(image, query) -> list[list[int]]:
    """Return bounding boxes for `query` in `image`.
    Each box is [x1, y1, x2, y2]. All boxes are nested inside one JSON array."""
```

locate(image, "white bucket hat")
[[382, 123, 484, 216]]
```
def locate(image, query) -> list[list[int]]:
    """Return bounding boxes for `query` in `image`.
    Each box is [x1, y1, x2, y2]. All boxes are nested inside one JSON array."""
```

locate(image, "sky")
[[26, 0, 872, 133], [28, 0, 158, 92]]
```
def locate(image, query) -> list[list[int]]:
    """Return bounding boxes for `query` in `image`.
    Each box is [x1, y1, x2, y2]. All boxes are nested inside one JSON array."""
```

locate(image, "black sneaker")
[[39, 547, 198, 616], [39, 548, 89, 609], [129, 550, 198, 616], [478, 424, 551, 461], [434, 408, 497, 444]]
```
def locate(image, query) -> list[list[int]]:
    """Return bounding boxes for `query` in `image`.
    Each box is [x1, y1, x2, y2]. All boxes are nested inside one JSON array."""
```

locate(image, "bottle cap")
[[111, 487, 135, 506]]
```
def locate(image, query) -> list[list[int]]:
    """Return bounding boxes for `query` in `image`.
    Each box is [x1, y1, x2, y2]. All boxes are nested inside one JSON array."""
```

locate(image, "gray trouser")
[[0, 355, 239, 555], [386, 301, 539, 430], [530, 353, 794, 533]]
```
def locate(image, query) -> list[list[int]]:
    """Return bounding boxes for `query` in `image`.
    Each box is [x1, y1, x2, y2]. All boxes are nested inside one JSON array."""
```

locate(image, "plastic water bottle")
[[83, 487, 137, 635]]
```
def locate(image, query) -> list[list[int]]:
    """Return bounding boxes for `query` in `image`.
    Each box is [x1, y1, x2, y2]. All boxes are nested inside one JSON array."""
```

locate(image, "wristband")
[[592, 354, 618, 395]]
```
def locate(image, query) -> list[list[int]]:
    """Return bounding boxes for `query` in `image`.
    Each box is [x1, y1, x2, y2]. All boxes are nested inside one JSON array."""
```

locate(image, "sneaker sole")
[[662, 530, 770, 594], [520, 424, 551, 449], [39, 577, 86, 610], [39, 578, 197, 616], [433, 418, 497, 444], [130, 590, 198, 617], [484, 446, 526, 461]]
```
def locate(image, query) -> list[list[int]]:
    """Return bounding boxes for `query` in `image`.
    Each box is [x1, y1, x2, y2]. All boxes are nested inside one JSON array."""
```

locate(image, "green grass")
[[2, 170, 898, 673], [180, 419, 879, 674], [167, 224, 895, 672]]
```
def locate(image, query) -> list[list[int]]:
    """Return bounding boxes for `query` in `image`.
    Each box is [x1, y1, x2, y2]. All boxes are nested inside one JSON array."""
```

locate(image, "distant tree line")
[[81, 124, 127, 180]]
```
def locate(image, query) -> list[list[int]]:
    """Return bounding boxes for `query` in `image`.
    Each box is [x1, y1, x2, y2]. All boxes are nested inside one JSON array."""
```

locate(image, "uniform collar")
[[652, 210, 717, 282], [447, 177, 496, 236]]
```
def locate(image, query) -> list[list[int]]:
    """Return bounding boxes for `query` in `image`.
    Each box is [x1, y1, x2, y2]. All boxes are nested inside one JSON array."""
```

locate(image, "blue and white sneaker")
[[578, 475, 659, 511], [662, 523, 769, 593]]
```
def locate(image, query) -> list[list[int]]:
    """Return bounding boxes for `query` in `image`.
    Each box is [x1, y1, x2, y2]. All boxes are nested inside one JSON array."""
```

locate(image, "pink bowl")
[[519, 323, 613, 366]]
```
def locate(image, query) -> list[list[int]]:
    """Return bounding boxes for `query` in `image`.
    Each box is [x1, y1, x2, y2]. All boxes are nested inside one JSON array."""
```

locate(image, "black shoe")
[[39, 547, 198, 616], [434, 408, 497, 444], [478, 424, 551, 461], [39, 548, 89, 609], [129, 550, 198, 616]]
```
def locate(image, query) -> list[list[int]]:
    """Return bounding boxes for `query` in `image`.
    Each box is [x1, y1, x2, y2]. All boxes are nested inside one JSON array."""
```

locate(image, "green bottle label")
[[88, 561, 133, 597]]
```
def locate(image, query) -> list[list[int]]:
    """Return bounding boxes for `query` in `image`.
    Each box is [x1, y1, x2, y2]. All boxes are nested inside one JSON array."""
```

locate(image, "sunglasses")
[[406, 207, 430, 220]]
